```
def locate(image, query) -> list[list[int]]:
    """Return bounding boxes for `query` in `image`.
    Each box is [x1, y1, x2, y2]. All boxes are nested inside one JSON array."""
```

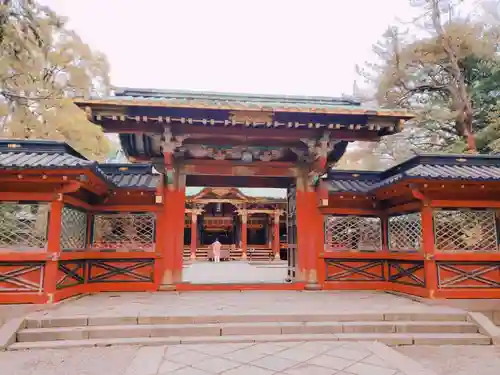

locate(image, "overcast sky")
[[39, 0, 420, 97]]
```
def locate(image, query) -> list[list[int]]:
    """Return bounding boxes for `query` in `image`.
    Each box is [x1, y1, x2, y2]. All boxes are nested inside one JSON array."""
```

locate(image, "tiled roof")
[[0, 140, 158, 190], [106, 173, 159, 189], [4, 140, 500, 194], [98, 164, 159, 190], [328, 180, 377, 193], [326, 153, 500, 193], [74, 88, 413, 118], [116, 87, 362, 107], [0, 140, 92, 168], [0, 151, 92, 168]]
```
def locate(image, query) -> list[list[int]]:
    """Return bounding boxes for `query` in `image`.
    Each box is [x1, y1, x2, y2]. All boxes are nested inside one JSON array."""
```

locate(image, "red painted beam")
[[0, 192, 54, 201], [58, 252, 158, 261], [0, 293, 48, 304], [98, 121, 381, 142], [90, 205, 162, 212], [434, 253, 500, 261], [186, 175, 292, 188], [321, 252, 424, 260], [183, 162, 296, 177], [0, 252, 48, 261], [431, 200, 500, 208]]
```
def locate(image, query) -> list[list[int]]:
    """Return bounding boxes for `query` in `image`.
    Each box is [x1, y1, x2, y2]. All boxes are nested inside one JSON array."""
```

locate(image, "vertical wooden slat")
[[421, 204, 438, 298], [44, 199, 63, 303]]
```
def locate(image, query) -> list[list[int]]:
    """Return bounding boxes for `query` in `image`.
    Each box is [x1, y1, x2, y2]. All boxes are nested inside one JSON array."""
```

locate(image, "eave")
[[74, 97, 414, 119]]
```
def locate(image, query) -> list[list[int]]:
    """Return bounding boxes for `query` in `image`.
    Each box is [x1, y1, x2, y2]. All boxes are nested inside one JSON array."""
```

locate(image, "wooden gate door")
[[286, 186, 297, 281]]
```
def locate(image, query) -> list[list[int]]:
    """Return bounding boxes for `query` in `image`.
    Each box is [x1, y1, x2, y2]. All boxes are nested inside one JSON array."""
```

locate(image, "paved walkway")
[[26, 291, 464, 319], [3, 291, 499, 374], [182, 262, 289, 284], [398, 345, 500, 375], [0, 340, 426, 375]]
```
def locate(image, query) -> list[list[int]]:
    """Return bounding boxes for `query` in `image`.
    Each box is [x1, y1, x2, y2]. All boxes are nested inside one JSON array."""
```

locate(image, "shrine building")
[[183, 187, 287, 261], [0, 88, 499, 304]]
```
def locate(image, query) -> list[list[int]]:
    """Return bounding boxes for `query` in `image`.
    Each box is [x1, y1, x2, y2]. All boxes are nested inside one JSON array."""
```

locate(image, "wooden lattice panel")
[[325, 259, 385, 282], [324, 216, 382, 251], [388, 260, 425, 287], [388, 213, 422, 252], [60, 206, 87, 250], [433, 210, 498, 253], [87, 259, 154, 283], [437, 261, 500, 288], [0, 262, 44, 292], [92, 213, 155, 251], [57, 260, 86, 289], [0, 203, 49, 251]]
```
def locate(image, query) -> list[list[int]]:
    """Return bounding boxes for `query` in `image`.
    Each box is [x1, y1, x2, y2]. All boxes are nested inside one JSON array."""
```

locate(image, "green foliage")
[[357, 0, 500, 157], [0, 0, 111, 161], [339, 0, 500, 171]]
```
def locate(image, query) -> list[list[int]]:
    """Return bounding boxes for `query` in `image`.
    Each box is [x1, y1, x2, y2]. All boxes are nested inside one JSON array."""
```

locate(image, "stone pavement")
[[398, 345, 500, 375], [182, 262, 288, 284], [0, 305, 43, 328], [26, 291, 464, 320], [0, 340, 429, 375], [421, 299, 500, 326]]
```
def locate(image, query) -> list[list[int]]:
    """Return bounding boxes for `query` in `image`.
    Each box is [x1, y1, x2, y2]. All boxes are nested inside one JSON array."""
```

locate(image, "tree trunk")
[[464, 106, 477, 153], [464, 127, 477, 153]]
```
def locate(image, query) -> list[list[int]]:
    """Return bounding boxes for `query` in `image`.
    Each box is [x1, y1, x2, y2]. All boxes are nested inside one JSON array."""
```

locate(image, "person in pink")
[[212, 238, 221, 263]]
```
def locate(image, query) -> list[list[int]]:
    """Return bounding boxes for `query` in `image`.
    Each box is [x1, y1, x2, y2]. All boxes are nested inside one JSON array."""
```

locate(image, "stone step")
[[16, 321, 478, 342], [9, 332, 491, 350], [25, 312, 469, 328]]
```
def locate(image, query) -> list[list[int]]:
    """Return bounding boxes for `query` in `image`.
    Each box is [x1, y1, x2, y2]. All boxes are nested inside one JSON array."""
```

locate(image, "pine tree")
[[359, 0, 500, 153], [0, 0, 112, 160]]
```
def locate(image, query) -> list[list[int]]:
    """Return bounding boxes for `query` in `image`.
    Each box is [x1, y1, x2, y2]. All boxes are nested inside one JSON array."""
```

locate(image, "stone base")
[[304, 283, 322, 291], [158, 284, 176, 291]]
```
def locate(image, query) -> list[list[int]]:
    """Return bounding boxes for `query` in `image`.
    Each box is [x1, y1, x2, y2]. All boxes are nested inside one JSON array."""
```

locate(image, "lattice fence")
[[91, 212, 155, 251], [0, 202, 49, 251], [60, 206, 87, 250], [389, 213, 422, 252], [324, 215, 382, 251], [433, 209, 498, 252]]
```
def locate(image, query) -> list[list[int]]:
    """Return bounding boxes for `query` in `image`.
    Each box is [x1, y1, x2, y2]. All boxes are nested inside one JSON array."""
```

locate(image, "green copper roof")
[[186, 187, 286, 199], [76, 88, 413, 118], [114, 87, 362, 107]]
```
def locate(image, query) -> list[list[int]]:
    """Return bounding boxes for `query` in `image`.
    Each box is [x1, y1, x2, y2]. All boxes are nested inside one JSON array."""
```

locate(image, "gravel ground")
[[397, 345, 500, 375]]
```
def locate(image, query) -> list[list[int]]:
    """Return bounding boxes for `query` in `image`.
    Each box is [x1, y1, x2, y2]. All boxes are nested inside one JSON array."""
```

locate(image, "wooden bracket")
[[54, 181, 82, 201], [409, 184, 427, 202]]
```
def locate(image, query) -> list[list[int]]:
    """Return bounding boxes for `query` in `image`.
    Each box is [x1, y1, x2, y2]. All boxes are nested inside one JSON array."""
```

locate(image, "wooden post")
[[154, 210, 164, 288], [190, 212, 198, 260], [173, 175, 186, 283], [162, 151, 175, 286], [44, 198, 63, 303], [273, 210, 281, 260], [241, 210, 248, 260], [162, 185, 174, 286], [154, 174, 165, 288], [421, 204, 438, 298], [296, 172, 322, 288], [380, 213, 390, 282]]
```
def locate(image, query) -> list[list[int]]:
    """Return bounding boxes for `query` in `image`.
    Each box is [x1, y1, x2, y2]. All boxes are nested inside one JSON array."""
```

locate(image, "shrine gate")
[[0, 88, 499, 303]]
